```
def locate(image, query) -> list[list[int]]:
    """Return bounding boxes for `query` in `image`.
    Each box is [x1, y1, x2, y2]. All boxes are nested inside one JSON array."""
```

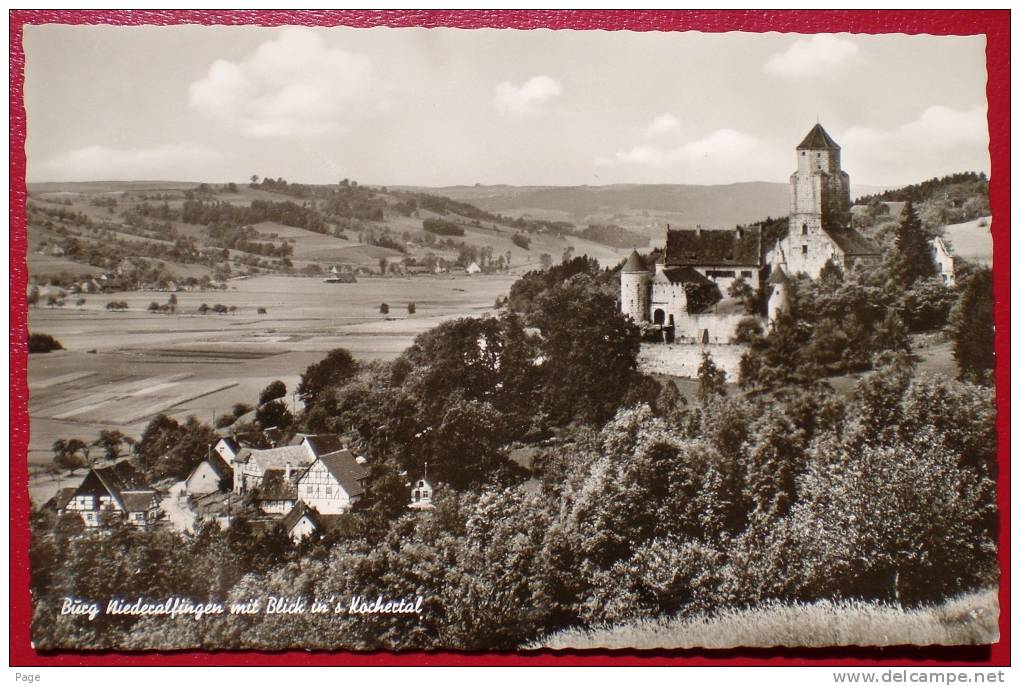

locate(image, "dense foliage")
[[31, 353, 998, 650], [28, 332, 63, 353]]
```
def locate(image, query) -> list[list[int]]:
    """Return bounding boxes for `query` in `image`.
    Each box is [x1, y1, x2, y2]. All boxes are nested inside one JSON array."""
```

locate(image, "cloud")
[[645, 113, 681, 136], [596, 128, 759, 169], [33, 143, 222, 181], [189, 27, 375, 137], [843, 105, 987, 150], [493, 75, 562, 117], [840, 105, 989, 184], [764, 35, 860, 80]]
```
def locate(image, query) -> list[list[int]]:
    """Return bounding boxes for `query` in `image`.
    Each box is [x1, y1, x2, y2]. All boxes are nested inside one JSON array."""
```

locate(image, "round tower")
[[620, 250, 650, 322], [767, 265, 790, 326]]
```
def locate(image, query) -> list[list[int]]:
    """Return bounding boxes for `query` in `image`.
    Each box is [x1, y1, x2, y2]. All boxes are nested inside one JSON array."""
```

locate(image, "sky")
[[23, 24, 989, 187]]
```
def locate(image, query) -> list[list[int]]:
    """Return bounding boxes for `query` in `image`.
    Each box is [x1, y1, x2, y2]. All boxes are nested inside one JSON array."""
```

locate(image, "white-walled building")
[[296, 449, 370, 515]]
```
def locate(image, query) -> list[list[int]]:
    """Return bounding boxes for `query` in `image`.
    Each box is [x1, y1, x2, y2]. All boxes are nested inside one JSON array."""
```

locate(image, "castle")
[[621, 123, 880, 342]]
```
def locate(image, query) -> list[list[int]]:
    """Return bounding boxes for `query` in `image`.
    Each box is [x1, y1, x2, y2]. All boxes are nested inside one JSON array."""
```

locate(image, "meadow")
[[534, 588, 999, 650]]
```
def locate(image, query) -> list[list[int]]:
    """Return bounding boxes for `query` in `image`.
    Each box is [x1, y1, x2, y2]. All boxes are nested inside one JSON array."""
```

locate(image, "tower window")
[[802, 245, 809, 255], [801, 223, 807, 235]]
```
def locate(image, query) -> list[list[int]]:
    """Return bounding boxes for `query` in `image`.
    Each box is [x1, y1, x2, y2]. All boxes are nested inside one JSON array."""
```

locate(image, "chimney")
[[696, 224, 702, 237], [285, 463, 291, 481], [736, 227, 744, 239]]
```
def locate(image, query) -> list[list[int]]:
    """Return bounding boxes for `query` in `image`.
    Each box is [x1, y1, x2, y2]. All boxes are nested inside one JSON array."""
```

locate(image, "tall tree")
[[949, 267, 995, 384], [888, 201, 937, 288], [297, 348, 359, 407], [697, 351, 728, 404], [258, 380, 287, 406]]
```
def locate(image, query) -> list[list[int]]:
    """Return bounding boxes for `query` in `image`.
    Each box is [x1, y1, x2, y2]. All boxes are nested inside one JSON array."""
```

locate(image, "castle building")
[[621, 225, 764, 341], [771, 124, 880, 276], [621, 123, 880, 339]]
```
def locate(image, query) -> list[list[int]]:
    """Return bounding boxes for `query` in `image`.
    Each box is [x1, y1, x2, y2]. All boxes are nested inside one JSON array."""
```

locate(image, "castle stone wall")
[[638, 343, 746, 381], [672, 311, 748, 344]]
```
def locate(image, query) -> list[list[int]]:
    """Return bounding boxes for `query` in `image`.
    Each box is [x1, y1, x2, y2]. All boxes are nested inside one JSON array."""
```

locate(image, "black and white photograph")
[[21, 21, 1000, 653]]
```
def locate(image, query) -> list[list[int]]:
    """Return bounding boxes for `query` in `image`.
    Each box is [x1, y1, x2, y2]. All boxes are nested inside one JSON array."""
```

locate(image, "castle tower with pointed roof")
[[776, 123, 878, 277], [620, 250, 650, 322]]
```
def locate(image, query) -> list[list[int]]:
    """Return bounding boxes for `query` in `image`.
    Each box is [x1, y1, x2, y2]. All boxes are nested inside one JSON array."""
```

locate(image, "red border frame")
[[9, 9, 1010, 667]]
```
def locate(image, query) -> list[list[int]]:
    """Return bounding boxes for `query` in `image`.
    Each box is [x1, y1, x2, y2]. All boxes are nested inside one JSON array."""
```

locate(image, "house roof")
[[255, 469, 298, 501], [826, 228, 881, 256], [664, 227, 763, 267], [237, 445, 313, 471], [90, 461, 156, 510], [200, 452, 233, 481], [622, 250, 647, 273], [281, 500, 316, 530], [316, 449, 370, 499], [52, 487, 77, 511], [797, 123, 841, 151], [120, 491, 158, 513], [281, 501, 347, 534], [217, 436, 241, 454], [291, 433, 346, 458]]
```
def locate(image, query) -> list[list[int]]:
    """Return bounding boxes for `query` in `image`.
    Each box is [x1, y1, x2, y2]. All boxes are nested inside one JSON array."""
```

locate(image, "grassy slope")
[[943, 216, 993, 266], [26, 183, 637, 278], [533, 588, 999, 650]]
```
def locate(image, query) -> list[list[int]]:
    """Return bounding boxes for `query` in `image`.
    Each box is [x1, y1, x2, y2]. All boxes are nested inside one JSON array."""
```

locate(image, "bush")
[[380, 303, 390, 315], [511, 233, 531, 250], [28, 333, 63, 353], [407, 303, 416, 315], [422, 218, 465, 237], [259, 380, 287, 405]]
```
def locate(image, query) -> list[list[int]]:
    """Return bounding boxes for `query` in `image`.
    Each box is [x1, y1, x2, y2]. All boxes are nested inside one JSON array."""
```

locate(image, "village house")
[[289, 433, 349, 460], [251, 467, 299, 515], [281, 501, 346, 542], [231, 444, 313, 496], [184, 451, 233, 496], [56, 461, 160, 528], [931, 236, 957, 287], [295, 448, 370, 515], [213, 436, 242, 462], [409, 477, 434, 510]]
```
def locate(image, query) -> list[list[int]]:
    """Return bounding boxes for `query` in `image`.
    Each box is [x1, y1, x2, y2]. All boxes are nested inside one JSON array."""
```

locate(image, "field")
[[533, 588, 999, 649], [943, 216, 994, 266], [26, 272, 514, 505]]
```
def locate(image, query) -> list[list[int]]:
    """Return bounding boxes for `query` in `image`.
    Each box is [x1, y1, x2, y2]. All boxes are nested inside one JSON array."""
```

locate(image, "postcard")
[[10, 10, 1008, 664]]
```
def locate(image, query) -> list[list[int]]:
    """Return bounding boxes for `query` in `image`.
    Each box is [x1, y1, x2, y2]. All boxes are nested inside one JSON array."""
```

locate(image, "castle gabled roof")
[[797, 124, 841, 151], [622, 250, 647, 273], [659, 266, 715, 286], [825, 227, 881, 256], [664, 227, 763, 267]]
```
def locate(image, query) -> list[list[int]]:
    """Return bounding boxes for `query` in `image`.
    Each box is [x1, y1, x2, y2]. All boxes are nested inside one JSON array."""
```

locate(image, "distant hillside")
[[396, 182, 887, 229], [23, 179, 638, 289], [851, 172, 990, 253], [855, 172, 987, 206]]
